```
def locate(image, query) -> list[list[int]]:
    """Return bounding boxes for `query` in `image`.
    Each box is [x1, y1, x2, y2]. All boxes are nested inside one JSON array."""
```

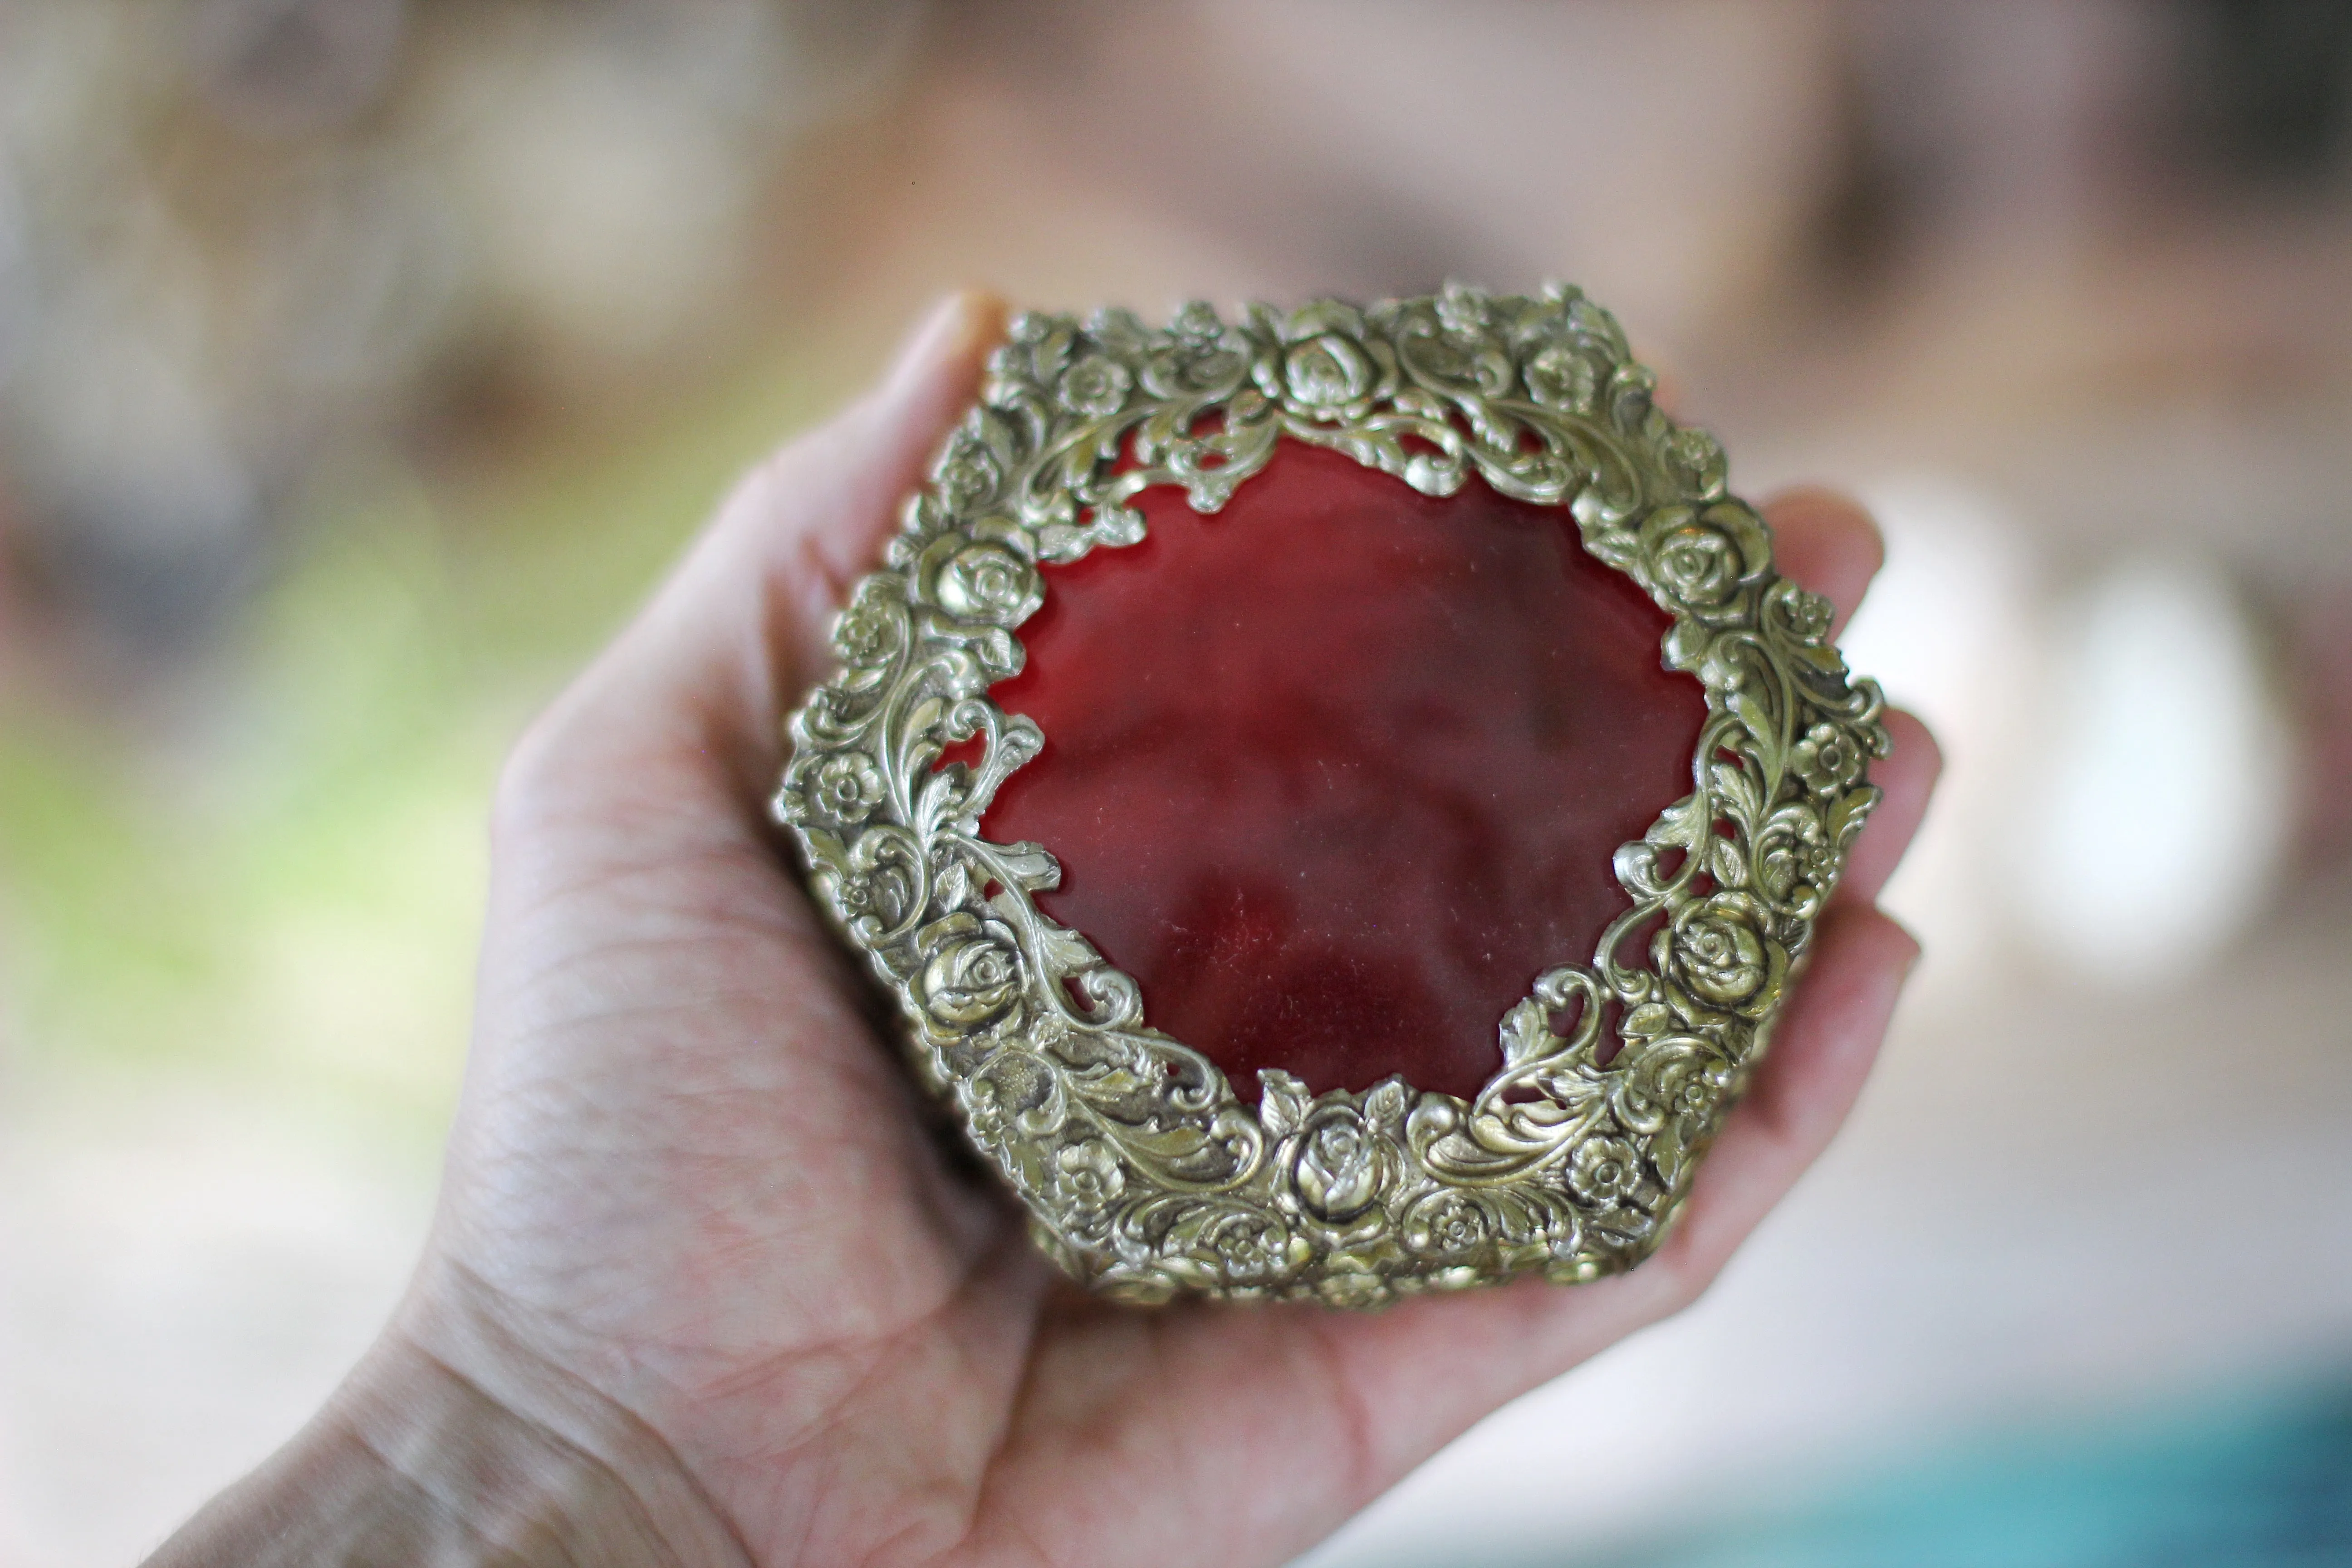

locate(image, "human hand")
[[152, 293, 1938, 1568]]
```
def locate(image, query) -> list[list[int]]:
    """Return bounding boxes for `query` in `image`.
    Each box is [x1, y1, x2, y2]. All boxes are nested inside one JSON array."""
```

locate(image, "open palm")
[[160, 294, 1936, 1568]]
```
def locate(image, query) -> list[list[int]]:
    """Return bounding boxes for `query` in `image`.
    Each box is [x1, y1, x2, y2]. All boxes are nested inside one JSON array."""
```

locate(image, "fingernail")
[[889, 289, 1003, 392]]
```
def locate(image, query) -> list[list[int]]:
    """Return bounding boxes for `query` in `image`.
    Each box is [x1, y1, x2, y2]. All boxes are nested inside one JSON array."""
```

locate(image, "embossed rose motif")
[[961, 1053, 1049, 1148], [1792, 721, 1866, 797], [827, 828, 925, 937], [1568, 1134, 1644, 1208], [1668, 1068, 1721, 1121], [1058, 353, 1132, 416], [1613, 1040, 1719, 1135], [1282, 333, 1377, 412], [1404, 1191, 1492, 1258], [960, 1075, 1013, 1147], [1756, 804, 1842, 908], [1768, 579, 1834, 643], [914, 912, 1024, 1030], [1794, 837, 1842, 893], [832, 599, 902, 666], [1050, 1137, 1126, 1221], [1632, 1049, 1726, 1127], [808, 752, 884, 824], [934, 431, 1000, 514], [1166, 302, 1246, 389], [1658, 890, 1787, 1020], [1663, 426, 1727, 495], [832, 856, 916, 933], [1289, 1104, 1386, 1223], [1524, 342, 1602, 412], [916, 534, 1043, 627], [1201, 1210, 1303, 1285], [1639, 500, 1769, 611]]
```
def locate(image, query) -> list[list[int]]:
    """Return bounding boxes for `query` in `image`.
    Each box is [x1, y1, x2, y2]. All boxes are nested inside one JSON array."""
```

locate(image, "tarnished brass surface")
[[773, 284, 1887, 1305]]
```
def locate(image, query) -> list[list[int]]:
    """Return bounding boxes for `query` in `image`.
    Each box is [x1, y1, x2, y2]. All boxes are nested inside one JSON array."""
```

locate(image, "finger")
[[701, 290, 1011, 708], [1367, 907, 1912, 1426], [991, 903, 1922, 1568], [976, 485, 1916, 1565], [539, 291, 1007, 788], [1840, 708, 1940, 906], [1640, 902, 1916, 1293], [1049, 902, 1910, 1561], [1763, 486, 1883, 637]]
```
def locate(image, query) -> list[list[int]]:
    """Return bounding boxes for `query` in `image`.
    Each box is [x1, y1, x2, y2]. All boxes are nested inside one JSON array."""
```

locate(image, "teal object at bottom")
[[1567, 1373, 2352, 1568]]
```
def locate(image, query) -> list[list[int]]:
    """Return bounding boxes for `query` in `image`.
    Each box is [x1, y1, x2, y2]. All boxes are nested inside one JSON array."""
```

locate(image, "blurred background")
[[1, 1, 2350, 1563]]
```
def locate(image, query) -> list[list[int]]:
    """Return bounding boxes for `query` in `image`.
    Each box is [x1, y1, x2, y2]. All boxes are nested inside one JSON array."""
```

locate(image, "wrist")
[[147, 1302, 751, 1568]]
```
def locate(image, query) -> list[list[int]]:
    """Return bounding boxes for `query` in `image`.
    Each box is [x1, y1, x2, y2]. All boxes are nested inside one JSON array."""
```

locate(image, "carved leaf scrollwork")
[[775, 284, 1888, 1305]]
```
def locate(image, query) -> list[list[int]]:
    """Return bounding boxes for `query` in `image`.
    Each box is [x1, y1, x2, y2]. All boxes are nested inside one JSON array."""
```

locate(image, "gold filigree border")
[[774, 284, 1886, 1306]]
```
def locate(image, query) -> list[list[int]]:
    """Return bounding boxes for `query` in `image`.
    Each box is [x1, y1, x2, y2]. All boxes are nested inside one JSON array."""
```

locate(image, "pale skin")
[[151, 292, 1940, 1568]]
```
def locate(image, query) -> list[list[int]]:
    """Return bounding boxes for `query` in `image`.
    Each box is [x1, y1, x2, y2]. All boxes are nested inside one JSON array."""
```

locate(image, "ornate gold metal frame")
[[775, 285, 1886, 1306]]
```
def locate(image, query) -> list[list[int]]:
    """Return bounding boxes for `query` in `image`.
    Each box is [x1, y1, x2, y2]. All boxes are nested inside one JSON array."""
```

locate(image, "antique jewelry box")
[[774, 284, 1886, 1306]]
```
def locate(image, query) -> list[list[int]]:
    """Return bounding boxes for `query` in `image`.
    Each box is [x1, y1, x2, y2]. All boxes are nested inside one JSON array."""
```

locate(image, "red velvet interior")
[[980, 440, 1707, 1103]]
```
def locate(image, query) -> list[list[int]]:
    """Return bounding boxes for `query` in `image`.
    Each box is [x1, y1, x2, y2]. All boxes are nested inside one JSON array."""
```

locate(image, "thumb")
[[535, 290, 1008, 796]]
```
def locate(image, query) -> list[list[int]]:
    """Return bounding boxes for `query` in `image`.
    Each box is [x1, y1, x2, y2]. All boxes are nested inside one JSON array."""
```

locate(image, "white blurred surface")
[[1843, 478, 2043, 977], [5, 5, 2352, 1565], [2018, 563, 2296, 982], [1303, 472, 2352, 1566], [0, 1070, 435, 1565], [1303, 877, 2352, 1567]]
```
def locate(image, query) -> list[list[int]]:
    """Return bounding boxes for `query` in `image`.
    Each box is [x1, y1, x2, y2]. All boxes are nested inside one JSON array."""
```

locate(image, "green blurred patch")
[[0, 346, 841, 1132]]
